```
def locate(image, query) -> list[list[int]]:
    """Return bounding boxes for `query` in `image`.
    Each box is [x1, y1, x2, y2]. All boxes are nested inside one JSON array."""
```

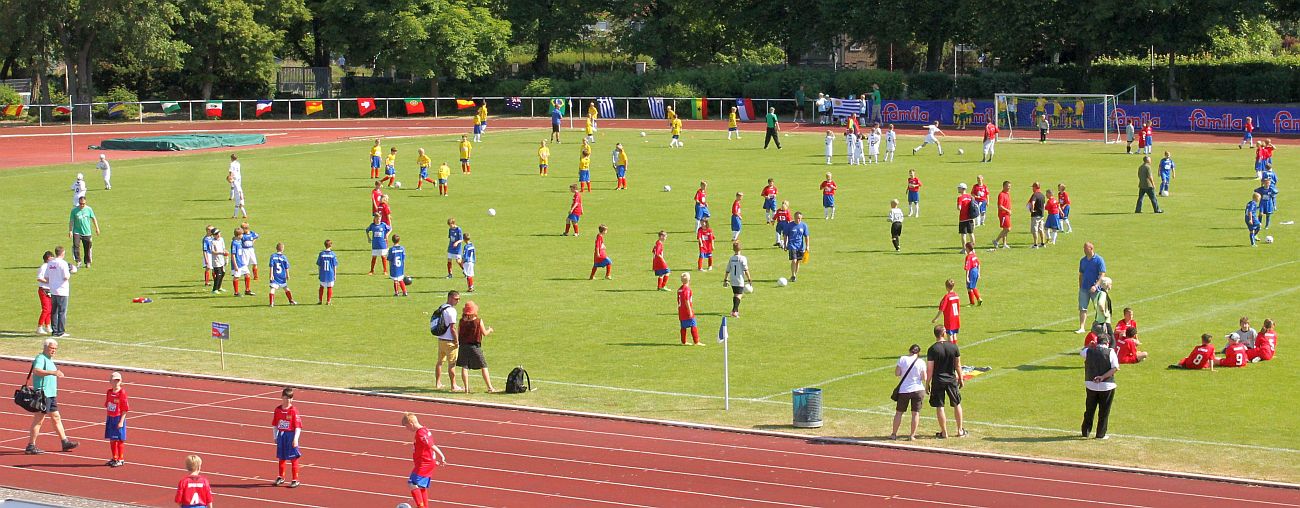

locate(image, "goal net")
[[994, 93, 1116, 143]]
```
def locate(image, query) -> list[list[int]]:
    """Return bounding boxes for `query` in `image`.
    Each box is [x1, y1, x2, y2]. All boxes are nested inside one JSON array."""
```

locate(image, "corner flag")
[[718, 316, 729, 343]]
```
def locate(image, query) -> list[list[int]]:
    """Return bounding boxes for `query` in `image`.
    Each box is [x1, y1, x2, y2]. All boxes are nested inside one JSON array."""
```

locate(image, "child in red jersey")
[[820, 172, 837, 220], [677, 272, 700, 345], [761, 178, 778, 224], [590, 224, 612, 280], [402, 413, 447, 508], [697, 220, 716, 271], [371, 181, 383, 214], [175, 455, 213, 508], [772, 201, 792, 248], [563, 184, 583, 236], [1056, 183, 1072, 233], [1172, 334, 1217, 370], [1216, 334, 1250, 367], [971, 175, 989, 227], [378, 195, 393, 229], [930, 279, 961, 343], [963, 243, 982, 306], [1117, 326, 1148, 364], [104, 372, 129, 467], [1114, 307, 1137, 339], [906, 169, 922, 217], [652, 231, 671, 291], [272, 387, 303, 488], [1248, 318, 1277, 362]]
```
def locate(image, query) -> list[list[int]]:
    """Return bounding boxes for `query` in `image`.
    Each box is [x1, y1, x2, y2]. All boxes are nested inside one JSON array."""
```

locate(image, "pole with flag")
[[719, 316, 730, 410]]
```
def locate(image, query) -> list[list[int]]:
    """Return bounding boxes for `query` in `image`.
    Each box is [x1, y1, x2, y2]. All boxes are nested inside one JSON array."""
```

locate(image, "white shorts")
[[463, 262, 475, 277], [244, 249, 258, 265], [447, 252, 462, 261], [231, 266, 249, 277], [983, 140, 995, 153], [886, 142, 896, 151], [270, 282, 288, 290], [391, 275, 404, 282], [202, 255, 212, 269], [319, 281, 334, 288], [924, 135, 938, 144], [372, 248, 388, 257]]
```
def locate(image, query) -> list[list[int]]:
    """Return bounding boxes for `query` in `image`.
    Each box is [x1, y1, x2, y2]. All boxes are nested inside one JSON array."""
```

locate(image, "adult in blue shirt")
[[1076, 242, 1107, 334], [785, 212, 810, 282], [550, 105, 563, 143], [25, 339, 78, 455]]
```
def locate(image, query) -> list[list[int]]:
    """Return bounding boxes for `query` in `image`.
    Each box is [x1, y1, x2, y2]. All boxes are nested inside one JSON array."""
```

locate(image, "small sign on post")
[[211, 322, 230, 369]]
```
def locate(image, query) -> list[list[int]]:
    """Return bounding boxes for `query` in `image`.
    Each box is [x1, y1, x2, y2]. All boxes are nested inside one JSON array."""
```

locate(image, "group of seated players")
[[1082, 310, 1278, 368]]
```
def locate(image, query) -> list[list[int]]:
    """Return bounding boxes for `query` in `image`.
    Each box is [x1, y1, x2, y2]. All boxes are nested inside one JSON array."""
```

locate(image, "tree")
[[48, 0, 187, 110], [176, 0, 302, 99], [502, 0, 609, 73]]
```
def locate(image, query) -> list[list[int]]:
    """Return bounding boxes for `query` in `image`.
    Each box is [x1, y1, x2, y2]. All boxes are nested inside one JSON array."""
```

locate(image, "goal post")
[[994, 93, 1116, 143]]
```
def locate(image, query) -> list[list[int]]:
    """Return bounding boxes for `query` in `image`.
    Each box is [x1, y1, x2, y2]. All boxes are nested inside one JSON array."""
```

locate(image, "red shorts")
[[1118, 352, 1138, 364], [999, 215, 1011, 229]]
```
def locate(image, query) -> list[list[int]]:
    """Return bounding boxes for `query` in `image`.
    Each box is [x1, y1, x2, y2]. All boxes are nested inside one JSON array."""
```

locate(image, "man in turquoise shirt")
[[26, 338, 78, 455], [68, 196, 101, 267], [764, 107, 782, 150]]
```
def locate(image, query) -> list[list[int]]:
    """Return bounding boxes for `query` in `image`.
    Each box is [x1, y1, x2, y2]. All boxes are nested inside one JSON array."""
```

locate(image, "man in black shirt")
[[1027, 182, 1047, 248], [925, 325, 966, 438]]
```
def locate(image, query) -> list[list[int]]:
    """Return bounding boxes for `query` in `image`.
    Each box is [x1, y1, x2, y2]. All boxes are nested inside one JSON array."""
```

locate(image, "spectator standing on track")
[[38, 246, 74, 337], [794, 85, 807, 123], [432, 291, 461, 391], [403, 413, 447, 508], [104, 371, 129, 467], [870, 84, 883, 124], [764, 107, 782, 149], [97, 154, 112, 190], [36, 251, 54, 335], [1081, 335, 1119, 439], [68, 196, 101, 268], [174, 455, 213, 508], [272, 387, 303, 488], [455, 301, 499, 393], [925, 325, 966, 439], [1076, 242, 1107, 334], [1135, 156, 1163, 213], [26, 338, 79, 455], [890, 343, 928, 441]]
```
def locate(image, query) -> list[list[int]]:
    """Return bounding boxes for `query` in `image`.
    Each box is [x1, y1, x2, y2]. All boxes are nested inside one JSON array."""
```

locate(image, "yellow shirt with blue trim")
[[459, 140, 471, 159]]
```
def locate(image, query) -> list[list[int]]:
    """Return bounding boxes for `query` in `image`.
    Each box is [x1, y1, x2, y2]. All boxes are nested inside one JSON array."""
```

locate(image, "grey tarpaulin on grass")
[[93, 133, 266, 151]]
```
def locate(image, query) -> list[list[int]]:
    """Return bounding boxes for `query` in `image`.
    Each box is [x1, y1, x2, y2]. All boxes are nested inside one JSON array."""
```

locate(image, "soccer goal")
[[994, 93, 1117, 143]]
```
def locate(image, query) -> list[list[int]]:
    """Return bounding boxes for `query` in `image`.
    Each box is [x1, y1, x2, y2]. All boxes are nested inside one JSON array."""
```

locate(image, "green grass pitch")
[[1, 126, 1296, 482]]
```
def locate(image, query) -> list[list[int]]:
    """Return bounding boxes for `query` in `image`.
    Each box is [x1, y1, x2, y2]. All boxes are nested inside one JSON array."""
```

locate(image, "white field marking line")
[[0, 126, 490, 139], [131, 338, 176, 346], [0, 464, 322, 508], [756, 258, 1300, 400], [0, 388, 280, 447], [0, 420, 650, 508]]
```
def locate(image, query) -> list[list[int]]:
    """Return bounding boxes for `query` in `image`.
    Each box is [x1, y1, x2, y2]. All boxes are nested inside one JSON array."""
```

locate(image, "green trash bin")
[[792, 387, 823, 428]]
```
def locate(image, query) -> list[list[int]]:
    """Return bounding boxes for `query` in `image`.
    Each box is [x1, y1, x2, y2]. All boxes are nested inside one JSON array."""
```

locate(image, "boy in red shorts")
[[272, 387, 303, 488], [1172, 334, 1216, 369], [104, 372, 129, 467], [175, 455, 213, 508], [403, 413, 447, 508], [1248, 318, 1277, 362]]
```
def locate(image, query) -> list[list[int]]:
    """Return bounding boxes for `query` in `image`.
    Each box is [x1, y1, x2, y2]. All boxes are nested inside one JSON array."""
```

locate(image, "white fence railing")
[[9, 96, 803, 126]]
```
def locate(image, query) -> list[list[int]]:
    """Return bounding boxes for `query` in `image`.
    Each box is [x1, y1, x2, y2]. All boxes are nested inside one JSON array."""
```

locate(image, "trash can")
[[792, 388, 823, 428]]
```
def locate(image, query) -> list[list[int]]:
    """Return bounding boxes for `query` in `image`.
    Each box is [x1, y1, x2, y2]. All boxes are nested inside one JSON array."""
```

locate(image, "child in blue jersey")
[[1246, 193, 1262, 246], [1255, 176, 1277, 229], [366, 214, 391, 275], [1158, 151, 1176, 196], [230, 229, 254, 297], [202, 225, 214, 286], [240, 222, 261, 280], [461, 233, 477, 292], [316, 239, 337, 305], [388, 235, 408, 296], [446, 218, 464, 278], [268, 243, 297, 307]]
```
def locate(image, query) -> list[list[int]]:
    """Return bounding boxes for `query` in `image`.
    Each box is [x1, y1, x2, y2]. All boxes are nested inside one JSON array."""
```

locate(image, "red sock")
[[466, 276, 474, 289], [698, 258, 703, 269], [416, 181, 423, 189], [400, 281, 408, 294], [244, 276, 251, 289], [233, 278, 240, 293], [973, 288, 981, 301], [447, 261, 454, 274], [411, 488, 428, 508], [108, 441, 115, 460], [291, 458, 300, 480], [708, 259, 713, 269], [326, 287, 333, 303], [204, 270, 211, 283], [691, 327, 700, 344], [573, 224, 579, 234], [967, 290, 975, 305], [318, 286, 324, 302], [269, 293, 275, 306], [252, 266, 259, 280], [370, 258, 377, 273], [564, 223, 571, 234], [680, 328, 688, 344], [278, 459, 286, 478], [285, 289, 293, 302], [393, 281, 399, 293], [605, 266, 612, 278], [117, 440, 124, 460]]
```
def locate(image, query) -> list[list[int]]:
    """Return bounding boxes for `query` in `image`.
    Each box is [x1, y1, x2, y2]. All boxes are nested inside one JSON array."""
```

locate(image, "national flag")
[[107, 102, 126, 119], [356, 97, 376, 116], [2, 104, 23, 117], [404, 98, 425, 115], [205, 100, 223, 118], [687, 97, 708, 120], [304, 100, 323, 116], [735, 98, 755, 122], [550, 97, 567, 115], [832, 98, 863, 118], [54, 105, 71, 115], [596, 97, 615, 119], [717, 316, 729, 343], [255, 100, 273, 118], [648, 97, 666, 119], [505, 97, 522, 111], [456, 99, 477, 110], [161, 101, 181, 114]]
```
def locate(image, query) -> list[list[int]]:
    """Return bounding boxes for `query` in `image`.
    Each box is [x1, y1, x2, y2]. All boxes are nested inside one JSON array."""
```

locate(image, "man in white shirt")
[[433, 291, 462, 391], [96, 154, 112, 190], [209, 229, 229, 293], [912, 121, 945, 156], [37, 247, 75, 337], [227, 153, 242, 201], [722, 242, 752, 318]]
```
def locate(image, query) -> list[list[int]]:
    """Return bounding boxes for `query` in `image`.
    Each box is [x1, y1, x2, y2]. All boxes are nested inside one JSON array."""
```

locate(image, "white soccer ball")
[[394, 181, 402, 188], [957, 148, 965, 155], [1160, 191, 1169, 196], [777, 277, 788, 287], [1265, 235, 1274, 243], [640, 131, 647, 137], [663, 185, 671, 192], [488, 208, 496, 216], [744, 284, 754, 293]]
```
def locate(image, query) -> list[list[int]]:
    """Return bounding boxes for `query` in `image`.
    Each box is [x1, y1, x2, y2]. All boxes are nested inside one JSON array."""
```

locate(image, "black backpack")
[[429, 304, 452, 336], [966, 199, 981, 221], [505, 367, 530, 394]]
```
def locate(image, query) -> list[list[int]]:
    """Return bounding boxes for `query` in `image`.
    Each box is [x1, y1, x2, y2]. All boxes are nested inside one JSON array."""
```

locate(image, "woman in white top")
[[890, 343, 928, 440]]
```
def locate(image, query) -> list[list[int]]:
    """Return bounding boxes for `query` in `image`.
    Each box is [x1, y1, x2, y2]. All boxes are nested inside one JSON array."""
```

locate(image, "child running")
[[271, 387, 303, 488], [104, 372, 129, 467], [380, 147, 398, 187], [820, 172, 837, 219], [697, 219, 716, 271], [963, 243, 982, 306], [445, 218, 464, 278], [316, 239, 336, 305], [912, 120, 945, 156], [175, 455, 213, 508], [564, 184, 583, 236], [458, 135, 472, 174], [653, 231, 671, 291], [677, 272, 700, 345], [402, 413, 447, 508], [761, 179, 778, 224], [590, 224, 612, 280], [415, 148, 434, 190]]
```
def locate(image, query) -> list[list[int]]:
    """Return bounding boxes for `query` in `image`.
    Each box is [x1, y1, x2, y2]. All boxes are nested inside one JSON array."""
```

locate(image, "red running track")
[[1, 359, 1297, 507]]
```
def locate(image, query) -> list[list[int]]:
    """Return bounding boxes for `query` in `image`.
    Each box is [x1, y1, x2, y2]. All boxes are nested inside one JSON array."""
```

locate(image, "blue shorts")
[[731, 215, 742, 232], [104, 416, 127, 441], [567, 213, 581, 223], [1061, 205, 1071, 218], [419, 168, 429, 179], [1248, 221, 1261, 232], [437, 178, 447, 185], [1143, 135, 1152, 146], [371, 156, 381, 168], [699, 253, 712, 259], [672, 134, 680, 140], [385, 166, 395, 176], [907, 190, 920, 203], [1261, 200, 1276, 214], [460, 158, 469, 164], [946, 328, 960, 337], [763, 197, 776, 211], [540, 163, 548, 170], [1244, 132, 1254, 141], [1256, 160, 1268, 171], [977, 201, 987, 214], [1160, 170, 1171, 182], [777, 221, 790, 236], [966, 267, 980, 289], [1045, 214, 1061, 230], [473, 124, 483, 134], [654, 268, 671, 277], [579, 170, 590, 182], [275, 430, 301, 461], [44, 396, 58, 413], [728, 127, 737, 132], [823, 195, 835, 208], [408, 472, 432, 489], [594, 258, 611, 268], [695, 205, 711, 220], [615, 165, 626, 178], [680, 318, 697, 329]]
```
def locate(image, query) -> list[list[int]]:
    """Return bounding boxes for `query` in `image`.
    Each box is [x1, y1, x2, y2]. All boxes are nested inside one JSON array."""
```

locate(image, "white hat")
[[1228, 332, 1241, 341], [957, 182, 968, 190], [99, 154, 106, 159], [76, 173, 84, 180], [110, 371, 122, 380]]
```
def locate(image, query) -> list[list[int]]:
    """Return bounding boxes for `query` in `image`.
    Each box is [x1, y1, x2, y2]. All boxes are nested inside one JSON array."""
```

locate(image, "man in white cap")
[[70, 173, 87, 206], [96, 154, 112, 190], [956, 183, 975, 248]]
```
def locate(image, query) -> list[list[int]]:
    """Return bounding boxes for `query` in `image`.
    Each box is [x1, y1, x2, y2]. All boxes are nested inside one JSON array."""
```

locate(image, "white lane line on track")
[[0, 465, 325, 508]]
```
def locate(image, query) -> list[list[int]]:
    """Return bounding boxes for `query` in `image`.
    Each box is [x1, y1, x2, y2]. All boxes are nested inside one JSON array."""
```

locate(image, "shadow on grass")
[[607, 342, 682, 347], [1222, 176, 1259, 181], [994, 328, 1055, 335], [349, 386, 440, 395], [147, 284, 192, 289], [983, 435, 1081, 443], [1195, 245, 1244, 249], [1015, 364, 1077, 372], [1081, 212, 1131, 216], [183, 198, 226, 202], [543, 277, 589, 281], [599, 288, 659, 293]]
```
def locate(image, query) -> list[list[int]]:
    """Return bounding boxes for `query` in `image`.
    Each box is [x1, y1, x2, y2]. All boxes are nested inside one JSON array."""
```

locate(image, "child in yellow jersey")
[[472, 111, 483, 142], [578, 152, 592, 192], [458, 135, 472, 174], [437, 162, 451, 196], [965, 99, 976, 128], [585, 115, 596, 144], [587, 101, 598, 120], [666, 105, 677, 127], [727, 107, 740, 140], [416, 148, 434, 190], [1033, 96, 1047, 124], [614, 143, 629, 190], [369, 139, 382, 178], [1059, 105, 1073, 129], [1050, 100, 1063, 127], [537, 140, 550, 176], [380, 147, 398, 187], [952, 99, 963, 129], [669, 117, 683, 147], [476, 103, 487, 140], [1074, 99, 1086, 128]]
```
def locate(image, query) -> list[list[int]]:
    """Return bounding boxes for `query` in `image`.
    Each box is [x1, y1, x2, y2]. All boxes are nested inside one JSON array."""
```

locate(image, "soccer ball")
[[744, 284, 754, 293], [402, 276, 413, 286], [394, 181, 402, 188], [640, 131, 647, 137], [397, 504, 413, 508], [777, 277, 788, 287], [957, 149, 965, 155], [663, 185, 671, 192], [1265, 235, 1274, 243], [488, 208, 497, 216]]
